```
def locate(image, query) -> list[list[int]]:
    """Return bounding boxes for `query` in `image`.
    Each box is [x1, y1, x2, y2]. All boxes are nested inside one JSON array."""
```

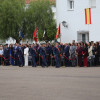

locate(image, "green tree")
[[0, 0, 56, 42], [0, 0, 25, 42], [22, 0, 56, 42]]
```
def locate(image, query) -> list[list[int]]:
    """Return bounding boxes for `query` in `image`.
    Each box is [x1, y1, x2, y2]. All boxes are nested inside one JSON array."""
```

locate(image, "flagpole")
[[60, 23, 61, 43], [60, 33, 61, 43], [88, 24, 90, 42]]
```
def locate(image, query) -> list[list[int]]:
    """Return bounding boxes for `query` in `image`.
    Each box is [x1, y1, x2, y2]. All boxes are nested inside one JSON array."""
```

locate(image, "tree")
[[21, 0, 56, 42], [0, 0, 25, 42], [0, 0, 56, 42]]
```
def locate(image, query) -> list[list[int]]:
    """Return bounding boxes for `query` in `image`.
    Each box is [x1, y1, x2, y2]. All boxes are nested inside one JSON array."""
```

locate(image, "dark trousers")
[[55, 55, 60, 68], [19, 56, 23, 66], [46, 55, 51, 66], [4, 56, 9, 66], [78, 55, 82, 66], [42, 55, 47, 67], [94, 55, 99, 66], [32, 56, 36, 67], [14, 54, 18, 66], [65, 55, 69, 67]]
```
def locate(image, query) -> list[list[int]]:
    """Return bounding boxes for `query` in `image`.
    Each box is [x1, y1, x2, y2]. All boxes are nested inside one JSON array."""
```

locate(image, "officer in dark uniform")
[[46, 43, 52, 66], [64, 43, 70, 67], [4, 44, 9, 66], [18, 44, 24, 67], [40, 43, 48, 67], [53, 42, 61, 68], [30, 44, 37, 67], [13, 43, 19, 66]]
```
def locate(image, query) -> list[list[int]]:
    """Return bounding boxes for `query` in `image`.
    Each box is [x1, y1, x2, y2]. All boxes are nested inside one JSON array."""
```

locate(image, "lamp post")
[[62, 21, 68, 28]]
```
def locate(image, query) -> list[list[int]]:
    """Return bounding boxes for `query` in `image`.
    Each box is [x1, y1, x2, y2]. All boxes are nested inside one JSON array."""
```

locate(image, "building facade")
[[56, 0, 100, 43]]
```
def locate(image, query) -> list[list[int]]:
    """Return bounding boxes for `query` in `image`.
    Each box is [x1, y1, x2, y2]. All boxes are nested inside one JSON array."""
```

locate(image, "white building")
[[56, 0, 100, 43]]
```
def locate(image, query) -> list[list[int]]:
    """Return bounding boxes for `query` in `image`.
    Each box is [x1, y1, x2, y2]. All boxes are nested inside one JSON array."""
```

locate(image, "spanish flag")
[[85, 8, 91, 24], [56, 24, 61, 39]]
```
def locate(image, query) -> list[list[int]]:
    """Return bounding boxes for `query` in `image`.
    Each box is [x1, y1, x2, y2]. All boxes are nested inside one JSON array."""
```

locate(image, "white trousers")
[[24, 55, 28, 66]]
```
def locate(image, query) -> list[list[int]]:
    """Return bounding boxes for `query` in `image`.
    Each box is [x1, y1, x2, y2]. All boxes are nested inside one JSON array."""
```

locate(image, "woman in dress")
[[82, 43, 88, 67]]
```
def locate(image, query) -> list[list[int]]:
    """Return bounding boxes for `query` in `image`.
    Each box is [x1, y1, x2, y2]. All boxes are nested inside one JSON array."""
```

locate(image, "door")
[[82, 34, 86, 42]]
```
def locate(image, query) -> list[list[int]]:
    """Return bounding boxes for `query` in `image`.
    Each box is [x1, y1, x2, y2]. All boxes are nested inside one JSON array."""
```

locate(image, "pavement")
[[0, 66, 100, 100]]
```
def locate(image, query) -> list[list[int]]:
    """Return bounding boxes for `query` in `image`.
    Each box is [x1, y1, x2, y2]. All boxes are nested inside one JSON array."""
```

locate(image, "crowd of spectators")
[[0, 41, 100, 67]]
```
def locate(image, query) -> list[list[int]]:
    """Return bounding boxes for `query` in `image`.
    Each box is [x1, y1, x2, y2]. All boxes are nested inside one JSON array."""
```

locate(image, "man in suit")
[[64, 43, 70, 67]]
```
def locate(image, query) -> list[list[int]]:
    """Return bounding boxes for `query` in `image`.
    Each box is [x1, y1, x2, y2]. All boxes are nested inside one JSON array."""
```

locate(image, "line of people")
[[0, 41, 100, 68]]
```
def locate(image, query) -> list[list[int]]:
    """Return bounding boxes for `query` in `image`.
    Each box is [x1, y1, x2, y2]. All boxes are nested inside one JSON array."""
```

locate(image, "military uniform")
[[64, 45, 70, 67], [46, 45, 52, 66], [53, 44, 61, 68], [40, 44, 48, 67], [13, 45, 19, 66], [30, 46, 37, 67]]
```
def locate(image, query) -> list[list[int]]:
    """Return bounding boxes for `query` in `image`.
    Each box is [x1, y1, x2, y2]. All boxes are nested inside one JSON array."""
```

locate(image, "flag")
[[33, 27, 38, 42], [19, 31, 23, 38], [56, 24, 61, 39], [43, 28, 47, 38], [85, 8, 91, 24], [19, 31, 23, 41]]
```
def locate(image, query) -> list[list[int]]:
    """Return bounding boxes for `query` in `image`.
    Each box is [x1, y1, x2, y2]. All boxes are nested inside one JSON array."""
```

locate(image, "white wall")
[[56, 0, 100, 43]]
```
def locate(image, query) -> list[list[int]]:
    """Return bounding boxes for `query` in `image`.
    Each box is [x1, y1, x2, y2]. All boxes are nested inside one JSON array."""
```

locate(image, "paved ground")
[[0, 66, 100, 100]]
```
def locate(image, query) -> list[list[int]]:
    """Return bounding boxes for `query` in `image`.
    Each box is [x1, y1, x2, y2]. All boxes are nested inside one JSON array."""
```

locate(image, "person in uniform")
[[53, 42, 61, 68], [18, 44, 24, 67], [13, 43, 19, 66], [4, 44, 9, 66], [9, 44, 14, 66], [40, 43, 48, 67], [60, 43, 64, 66], [45, 43, 52, 66], [30, 44, 37, 67], [64, 43, 70, 67]]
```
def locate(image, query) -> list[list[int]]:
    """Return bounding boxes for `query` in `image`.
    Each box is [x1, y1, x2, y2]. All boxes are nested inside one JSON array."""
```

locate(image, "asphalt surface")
[[0, 66, 100, 100]]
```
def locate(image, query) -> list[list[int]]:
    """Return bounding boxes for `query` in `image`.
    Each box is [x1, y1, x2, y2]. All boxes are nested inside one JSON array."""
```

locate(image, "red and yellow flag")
[[56, 24, 61, 39], [85, 8, 91, 24]]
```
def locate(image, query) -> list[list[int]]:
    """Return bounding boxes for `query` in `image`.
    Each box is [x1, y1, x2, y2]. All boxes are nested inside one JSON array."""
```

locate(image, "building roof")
[[25, 0, 56, 4]]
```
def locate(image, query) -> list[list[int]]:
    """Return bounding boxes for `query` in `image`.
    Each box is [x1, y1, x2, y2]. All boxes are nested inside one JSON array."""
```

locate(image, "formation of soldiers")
[[0, 40, 100, 68]]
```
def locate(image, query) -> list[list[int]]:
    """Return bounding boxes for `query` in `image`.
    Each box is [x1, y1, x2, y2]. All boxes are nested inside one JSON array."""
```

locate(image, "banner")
[[85, 8, 91, 24]]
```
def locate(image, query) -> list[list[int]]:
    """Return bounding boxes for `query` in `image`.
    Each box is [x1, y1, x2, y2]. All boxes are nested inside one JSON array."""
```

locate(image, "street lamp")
[[62, 21, 68, 28]]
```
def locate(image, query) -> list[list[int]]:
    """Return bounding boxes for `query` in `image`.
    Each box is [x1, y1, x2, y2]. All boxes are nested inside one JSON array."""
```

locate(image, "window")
[[90, 0, 96, 8], [77, 32, 89, 42], [68, 0, 74, 10]]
